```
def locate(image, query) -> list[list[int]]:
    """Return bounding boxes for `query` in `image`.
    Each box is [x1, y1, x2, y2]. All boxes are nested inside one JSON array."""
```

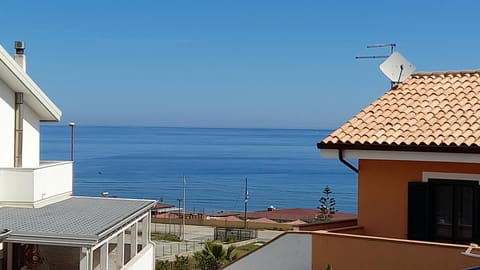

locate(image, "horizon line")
[[41, 123, 336, 131]]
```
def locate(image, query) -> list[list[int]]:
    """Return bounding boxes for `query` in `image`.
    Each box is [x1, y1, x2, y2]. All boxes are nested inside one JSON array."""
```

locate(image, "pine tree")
[[318, 185, 336, 221]]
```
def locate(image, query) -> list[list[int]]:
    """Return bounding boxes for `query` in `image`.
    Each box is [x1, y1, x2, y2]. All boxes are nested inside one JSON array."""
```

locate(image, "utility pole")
[[182, 176, 186, 241], [244, 177, 248, 229], [177, 198, 182, 237]]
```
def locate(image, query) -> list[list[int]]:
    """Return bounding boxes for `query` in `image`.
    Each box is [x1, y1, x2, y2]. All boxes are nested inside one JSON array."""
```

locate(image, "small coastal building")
[[151, 202, 176, 216], [246, 208, 320, 223], [206, 208, 356, 229], [0, 41, 155, 269], [245, 207, 356, 224], [224, 70, 480, 269]]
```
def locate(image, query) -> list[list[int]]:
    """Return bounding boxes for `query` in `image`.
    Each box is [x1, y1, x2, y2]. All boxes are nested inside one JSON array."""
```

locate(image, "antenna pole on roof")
[[355, 43, 396, 60], [356, 43, 398, 87]]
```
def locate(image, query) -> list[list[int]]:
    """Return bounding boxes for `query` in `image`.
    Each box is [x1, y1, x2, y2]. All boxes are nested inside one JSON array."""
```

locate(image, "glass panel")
[[433, 185, 453, 240], [456, 186, 474, 242]]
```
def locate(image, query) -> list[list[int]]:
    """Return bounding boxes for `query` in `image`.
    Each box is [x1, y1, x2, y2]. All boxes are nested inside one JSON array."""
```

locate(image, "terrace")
[[0, 160, 72, 207]]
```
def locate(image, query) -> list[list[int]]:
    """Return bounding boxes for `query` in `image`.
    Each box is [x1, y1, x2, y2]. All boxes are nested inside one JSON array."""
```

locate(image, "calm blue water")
[[40, 126, 358, 213]]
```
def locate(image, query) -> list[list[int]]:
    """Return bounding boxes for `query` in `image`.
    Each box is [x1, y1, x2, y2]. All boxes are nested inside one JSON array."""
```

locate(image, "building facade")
[[226, 71, 480, 269], [0, 41, 155, 270]]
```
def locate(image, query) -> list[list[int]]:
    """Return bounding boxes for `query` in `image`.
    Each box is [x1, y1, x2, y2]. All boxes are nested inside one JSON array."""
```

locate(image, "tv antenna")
[[355, 43, 396, 60], [355, 43, 415, 88]]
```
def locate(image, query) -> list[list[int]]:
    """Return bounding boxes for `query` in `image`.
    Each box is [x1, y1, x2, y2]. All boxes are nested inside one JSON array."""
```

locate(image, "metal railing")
[[155, 240, 206, 258]]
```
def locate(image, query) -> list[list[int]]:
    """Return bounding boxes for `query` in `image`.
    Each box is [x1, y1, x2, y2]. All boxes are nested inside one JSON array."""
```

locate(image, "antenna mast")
[[355, 43, 399, 88], [355, 43, 396, 59]]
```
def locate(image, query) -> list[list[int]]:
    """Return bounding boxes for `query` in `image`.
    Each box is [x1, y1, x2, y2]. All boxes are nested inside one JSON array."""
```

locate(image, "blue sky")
[[1, 0, 479, 129]]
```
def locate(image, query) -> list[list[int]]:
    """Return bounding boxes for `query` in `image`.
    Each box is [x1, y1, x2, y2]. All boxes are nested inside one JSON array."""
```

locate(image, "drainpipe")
[[14, 92, 23, 168], [338, 149, 358, 174], [13, 41, 26, 168]]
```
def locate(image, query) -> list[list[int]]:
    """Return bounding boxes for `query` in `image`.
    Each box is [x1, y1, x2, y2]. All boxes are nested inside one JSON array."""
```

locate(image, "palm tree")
[[194, 242, 237, 270]]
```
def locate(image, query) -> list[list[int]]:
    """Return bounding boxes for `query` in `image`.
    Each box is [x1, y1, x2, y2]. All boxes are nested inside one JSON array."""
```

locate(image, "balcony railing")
[[0, 160, 72, 207]]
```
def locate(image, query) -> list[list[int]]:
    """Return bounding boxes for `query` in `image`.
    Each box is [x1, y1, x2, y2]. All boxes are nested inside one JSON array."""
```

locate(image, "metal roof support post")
[[100, 241, 108, 270], [6, 243, 12, 270], [79, 247, 92, 270], [116, 232, 125, 269], [130, 222, 138, 258], [141, 216, 149, 248]]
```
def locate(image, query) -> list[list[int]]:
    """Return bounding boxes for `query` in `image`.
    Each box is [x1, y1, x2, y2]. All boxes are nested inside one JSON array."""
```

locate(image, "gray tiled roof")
[[0, 197, 154, 246]]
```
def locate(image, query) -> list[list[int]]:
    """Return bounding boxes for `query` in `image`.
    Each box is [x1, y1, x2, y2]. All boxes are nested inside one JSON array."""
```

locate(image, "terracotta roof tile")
[[319, 70, 480, 152]]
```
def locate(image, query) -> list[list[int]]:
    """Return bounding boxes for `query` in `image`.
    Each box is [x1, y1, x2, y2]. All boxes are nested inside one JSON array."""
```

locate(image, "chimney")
[[14, 41, 26, 72]]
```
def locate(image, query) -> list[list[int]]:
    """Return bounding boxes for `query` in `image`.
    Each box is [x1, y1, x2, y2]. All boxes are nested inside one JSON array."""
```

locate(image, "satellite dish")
[[379, 51, 415, 83]]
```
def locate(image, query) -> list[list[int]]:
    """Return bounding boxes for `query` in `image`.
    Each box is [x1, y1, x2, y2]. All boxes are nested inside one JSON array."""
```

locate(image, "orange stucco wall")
[[311, 232, 480, 270], [357, 159, 480, 239]]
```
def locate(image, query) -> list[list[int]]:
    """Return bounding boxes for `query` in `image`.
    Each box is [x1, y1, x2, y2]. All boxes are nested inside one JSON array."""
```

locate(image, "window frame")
[[408, 172, 480, 244]]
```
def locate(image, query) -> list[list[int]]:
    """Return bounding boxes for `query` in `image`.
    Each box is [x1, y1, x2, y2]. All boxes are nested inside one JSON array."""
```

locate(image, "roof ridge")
[[412, 70, 480, 77]]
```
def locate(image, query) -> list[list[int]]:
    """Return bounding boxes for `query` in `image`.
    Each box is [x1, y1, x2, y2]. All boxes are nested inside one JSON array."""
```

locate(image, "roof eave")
[[5, 233, 98, 247], [317, 142, 480, 154], [0, 45, 61, 121]]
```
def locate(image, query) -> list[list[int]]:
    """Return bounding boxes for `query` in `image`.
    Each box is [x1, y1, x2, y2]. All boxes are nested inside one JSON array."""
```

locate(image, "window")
[[408, 178, 479, 244]]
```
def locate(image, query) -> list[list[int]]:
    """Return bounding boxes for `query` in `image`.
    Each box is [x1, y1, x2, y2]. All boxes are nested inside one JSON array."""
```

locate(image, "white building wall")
[[224, 233, 312, 270], [22, 105, 40, 167], [0, 79, 14, 168], [0, 161, 72, 207], [123, 244, 154, 270], [33, 161, 72, 204], [0, 169, 33, 202]]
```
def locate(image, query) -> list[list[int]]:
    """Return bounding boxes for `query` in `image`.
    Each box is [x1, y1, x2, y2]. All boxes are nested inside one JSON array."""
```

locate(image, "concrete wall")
[[0, 79, 14, 168], [224, 233, 312, 270], [357, 159, 480, 239], [298, 219, 357, 231], [0, 161, 72, 207], [33, 161, 72, 204], [312, 231, 480, 270], [124, 243, 154, 270]]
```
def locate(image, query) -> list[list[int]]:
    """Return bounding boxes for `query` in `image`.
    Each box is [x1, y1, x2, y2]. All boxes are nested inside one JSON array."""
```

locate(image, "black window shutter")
[[408, 181, 430, 241], [475, 185, 480, 244]]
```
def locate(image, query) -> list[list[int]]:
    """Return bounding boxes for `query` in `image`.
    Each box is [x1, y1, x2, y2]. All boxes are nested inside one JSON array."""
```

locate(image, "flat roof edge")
[[97, 199, 155, 239], [5, 233, 98, 247]]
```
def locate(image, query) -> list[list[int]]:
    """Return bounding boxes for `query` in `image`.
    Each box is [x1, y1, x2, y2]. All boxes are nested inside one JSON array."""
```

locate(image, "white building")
[[0, 41, 155, 270]]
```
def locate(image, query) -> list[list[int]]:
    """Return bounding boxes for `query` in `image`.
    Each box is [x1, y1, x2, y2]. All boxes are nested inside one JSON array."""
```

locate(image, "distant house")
[[151, 202, 176, 215], [246, 208, 356, 225], [207, 208, 356, 227], [0, 42, 155, 269], [246, 208, 320, 223], [225, 70, 480, 270]]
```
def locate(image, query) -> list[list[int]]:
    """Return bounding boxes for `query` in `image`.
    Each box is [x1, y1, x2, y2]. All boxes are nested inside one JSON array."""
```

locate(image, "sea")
[[40, 126, 358, 214]]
